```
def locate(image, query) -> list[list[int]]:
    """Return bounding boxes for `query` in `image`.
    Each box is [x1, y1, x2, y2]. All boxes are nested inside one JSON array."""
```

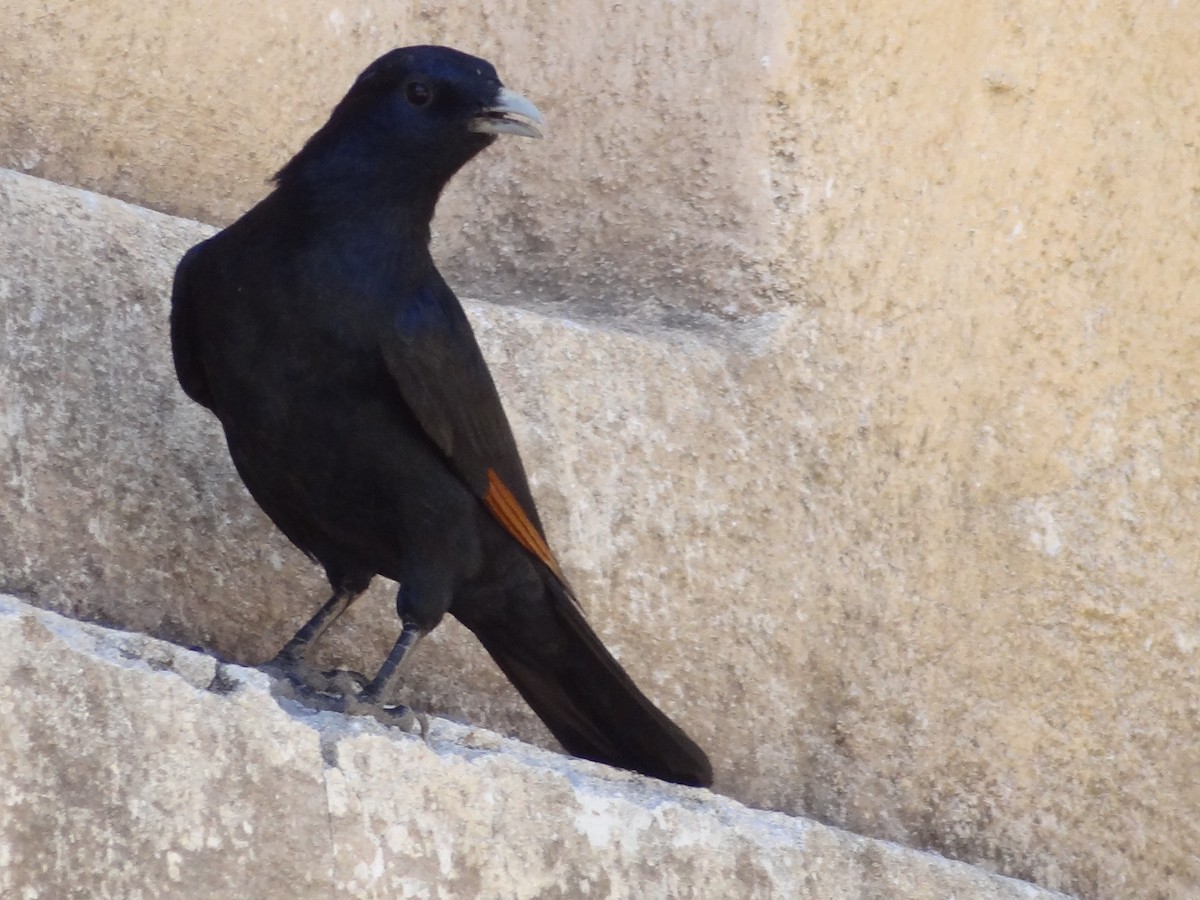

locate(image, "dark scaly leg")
[[354, 575, 458, 722], [307, 621, 429, 732], [272, 623, 428, 731], [362, 621, 425, 704], [265, 581, 371, 696], [350, 573, 449, 728], [273, 585, 359, 665], [267, 580, 436, 733]]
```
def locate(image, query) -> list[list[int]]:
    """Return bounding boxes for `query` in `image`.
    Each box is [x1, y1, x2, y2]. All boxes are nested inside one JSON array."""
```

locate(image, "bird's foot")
[[262, 654, 370, 697], [343, 694, 429, 736], [309, 666, 372, 697], [262, 659, 426, 735]]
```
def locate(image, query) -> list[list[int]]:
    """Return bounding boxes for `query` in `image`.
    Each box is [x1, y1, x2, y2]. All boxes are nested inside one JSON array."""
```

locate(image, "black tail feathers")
[[462, 581, 712, 788]]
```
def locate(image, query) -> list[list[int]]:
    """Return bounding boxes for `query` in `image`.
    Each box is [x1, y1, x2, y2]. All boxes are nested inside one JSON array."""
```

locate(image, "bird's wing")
[[169, 244, 216, 411], [379, 283, 569, 585]]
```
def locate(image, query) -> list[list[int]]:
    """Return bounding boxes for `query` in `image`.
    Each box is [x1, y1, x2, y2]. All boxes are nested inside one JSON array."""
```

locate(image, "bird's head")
[[274, 46, 543, 200]]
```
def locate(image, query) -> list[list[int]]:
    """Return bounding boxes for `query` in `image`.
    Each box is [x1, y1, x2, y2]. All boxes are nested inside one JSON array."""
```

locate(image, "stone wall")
[[2, 3, 1199, 897]]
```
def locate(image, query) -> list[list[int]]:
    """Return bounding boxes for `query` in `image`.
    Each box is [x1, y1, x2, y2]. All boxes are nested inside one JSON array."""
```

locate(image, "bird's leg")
[[267, 604, 427, 735], [264, 585, 370, 696], [274, 586, 356, 661], [364, 622, 425, 703]]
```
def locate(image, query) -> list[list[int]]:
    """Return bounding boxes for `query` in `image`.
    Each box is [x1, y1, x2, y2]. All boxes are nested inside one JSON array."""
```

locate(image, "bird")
[[170, 45, 712, 788]]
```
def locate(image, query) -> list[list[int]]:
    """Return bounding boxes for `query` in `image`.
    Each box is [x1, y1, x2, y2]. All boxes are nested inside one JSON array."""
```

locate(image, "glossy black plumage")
[[170, 46, 711, 787]]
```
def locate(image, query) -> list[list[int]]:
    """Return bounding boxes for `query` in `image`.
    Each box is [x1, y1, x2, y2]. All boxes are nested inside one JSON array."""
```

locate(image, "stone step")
[[0, 594, 1060, 899]]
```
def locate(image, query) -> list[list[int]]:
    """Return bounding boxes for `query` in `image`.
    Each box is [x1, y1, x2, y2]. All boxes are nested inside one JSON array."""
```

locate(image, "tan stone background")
[[2, 2, 1199, 898]]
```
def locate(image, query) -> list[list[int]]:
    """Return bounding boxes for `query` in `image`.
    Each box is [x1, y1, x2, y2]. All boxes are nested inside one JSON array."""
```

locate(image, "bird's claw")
[[262, 656, 370, 697], [314, 667, 371, 696], [262, 659, 425, 735], [354, 699, 427, 736]]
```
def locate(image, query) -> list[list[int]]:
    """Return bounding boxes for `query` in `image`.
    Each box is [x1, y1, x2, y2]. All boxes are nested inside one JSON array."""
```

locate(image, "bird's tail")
[[459, 578, 713, 788]]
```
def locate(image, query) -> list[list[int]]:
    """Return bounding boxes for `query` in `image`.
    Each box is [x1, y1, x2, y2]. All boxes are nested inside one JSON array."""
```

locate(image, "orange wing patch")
[[483, 468, 566, 583]]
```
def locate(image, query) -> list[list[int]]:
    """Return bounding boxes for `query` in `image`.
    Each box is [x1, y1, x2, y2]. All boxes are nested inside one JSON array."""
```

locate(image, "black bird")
[[170, 46, 712, 787]]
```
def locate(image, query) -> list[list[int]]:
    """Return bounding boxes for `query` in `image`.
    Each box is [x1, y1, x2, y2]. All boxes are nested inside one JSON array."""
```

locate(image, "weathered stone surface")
[[5, 5, 1200, 893], [0, 594, 1060, 899], [6, 4, 1194, 337], [0, 595, 333, 897], [4, 162, 1200, 898], [0, 0, 779, 325]]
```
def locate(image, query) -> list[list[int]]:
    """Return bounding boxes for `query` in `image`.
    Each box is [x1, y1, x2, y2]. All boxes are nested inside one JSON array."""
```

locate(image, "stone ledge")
[[0, 594, 1060, 900]]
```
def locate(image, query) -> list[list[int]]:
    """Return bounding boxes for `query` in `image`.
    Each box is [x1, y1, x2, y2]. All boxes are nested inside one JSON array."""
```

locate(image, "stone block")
[[0, 594, 1060, 900]]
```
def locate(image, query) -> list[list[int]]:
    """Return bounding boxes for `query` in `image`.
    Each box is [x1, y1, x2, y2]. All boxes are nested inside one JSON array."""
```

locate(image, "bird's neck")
[[302, 180, 439, 244], [277, 150, 450, 246]]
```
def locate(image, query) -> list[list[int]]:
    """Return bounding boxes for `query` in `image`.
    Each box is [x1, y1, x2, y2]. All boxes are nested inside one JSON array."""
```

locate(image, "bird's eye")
[[405, 80, 432, 108]]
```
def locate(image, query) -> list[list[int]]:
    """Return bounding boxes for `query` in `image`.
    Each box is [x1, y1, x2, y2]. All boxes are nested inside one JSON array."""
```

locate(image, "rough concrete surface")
[[0, 594, 1062, 900], [2, 3, 1200, 897]]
